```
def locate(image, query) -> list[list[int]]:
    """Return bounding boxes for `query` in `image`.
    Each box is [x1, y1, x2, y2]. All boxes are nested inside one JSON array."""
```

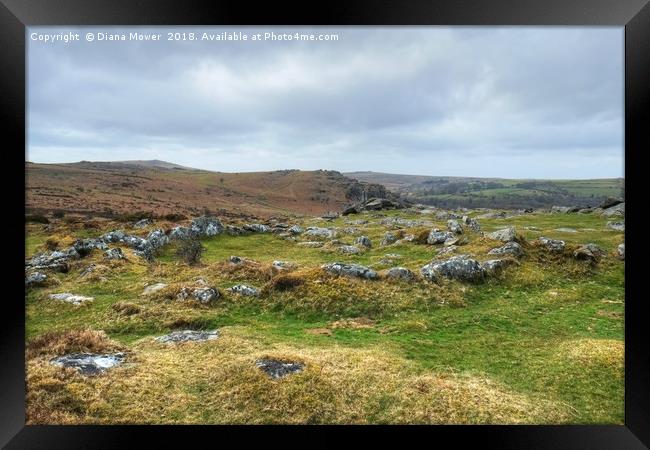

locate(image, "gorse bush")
[[176, 238, 205, 266]]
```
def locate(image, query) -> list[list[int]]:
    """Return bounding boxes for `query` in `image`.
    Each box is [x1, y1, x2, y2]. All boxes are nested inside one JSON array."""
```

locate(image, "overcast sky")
[[27, 27, 623, 179]]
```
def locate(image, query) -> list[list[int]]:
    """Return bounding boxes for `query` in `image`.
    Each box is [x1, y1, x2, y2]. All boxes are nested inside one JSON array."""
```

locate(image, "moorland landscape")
[[25, 160, 625, 424]]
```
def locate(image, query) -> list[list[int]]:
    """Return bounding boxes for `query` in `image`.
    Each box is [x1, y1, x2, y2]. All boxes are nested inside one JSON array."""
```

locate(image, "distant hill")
[[345, 171, 624, 209], [26, 161, 388, 218]]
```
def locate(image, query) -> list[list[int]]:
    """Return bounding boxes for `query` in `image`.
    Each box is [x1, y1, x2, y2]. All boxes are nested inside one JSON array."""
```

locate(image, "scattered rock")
[[155, 330, 219, 344], [256, 358, 304, 379], [48, 293, 94, 306], [354, 236, 372, 248], [142, 282, 168, 295], [322, 262, 378, 280], [25, 271, 47, 287], [227, 284, 260, 296], [462, 215, 481, 232], [304, 227, 337, 239], [26, 247, 80, 272], [73, 238, 108, 256], [177, 286, 219, 303], [244, 223, 270, 233], [288, 225, 303, 235], [421, 255, 486, 282], [617, 243, 625, 260], [190, 216, 224, 236], [574, 243, 606, 262], [381, 232, 398, 246], [488, 241, 523, 257], [601, 202, 625, 217], [272, 260, 296, 269], [339, 245, 362, 254], [229, 255, 243, 264], [104, 248, 125, 260], [551, 206, 571, 213], [169, 226, 191, 240], [146, 229, 169, 249], [606, 221, 625, 232], [480, 259, 516, 275], [487, 227, 517, 242], [50, 353, 125, 375], [447, 219, 463, 234], [427, 230, 454, 245], [385, 267, 415, 281], [538, 237, 566, 252], [555, 228, 578, 233]]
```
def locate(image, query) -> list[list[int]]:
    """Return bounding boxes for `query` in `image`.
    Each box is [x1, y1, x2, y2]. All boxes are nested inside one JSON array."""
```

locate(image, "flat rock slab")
[[155, 329, 220, 344], [142, 282, 168, 295], [256, 358, 304, 379], [50, 352, 125, 375], [48, 293, 94, 305]]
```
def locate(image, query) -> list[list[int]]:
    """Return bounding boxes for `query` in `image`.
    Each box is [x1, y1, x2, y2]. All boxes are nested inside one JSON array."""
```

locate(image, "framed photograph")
[[2, 0, 649, 447]]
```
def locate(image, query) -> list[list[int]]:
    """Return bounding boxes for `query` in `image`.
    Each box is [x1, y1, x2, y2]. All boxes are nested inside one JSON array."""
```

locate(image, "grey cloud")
[[27, 26, 623, 178]]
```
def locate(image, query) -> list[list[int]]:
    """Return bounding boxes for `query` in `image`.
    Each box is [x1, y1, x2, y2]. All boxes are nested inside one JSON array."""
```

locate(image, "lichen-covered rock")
[[25, 271, 47, 287], [146, 229, 169, 249], [574, 243, 606, 262], [339, 245, 361, 254], [26, 247, 80, 272], [381, 232, 397, 246], [288, 225, 303, 235], [421, 255, 486, 282], [192, 287, 220, 303], [427, 230, 454, 245], [50, 353, 125, 375], [272, 260, 296, 269], [155, 330, 219, 344], [355, 236, 372, 248], [101, 230, 126, 243], [229, 255, 243, 264], [488, 241, 523, 257], [480, 259, 516, 275], [104, 248, 125, 260], [170, 226, 191, 240], [385, 267, 414, 281], [617, 243, 625, 260], [256, 358, 304, 379], [190, 216, 224, 236], [487, 227, 517, 242], [227, 284, 260, 296], [447, 219, 463, 235], [73, 238, 108, 256], [538, 237, 566, 252], [462, 215, 481, 232], [48, 292, 94, 305], [225, 225, 245, 236], [322, 262, 378, 280], [601, 202, 624, 217]]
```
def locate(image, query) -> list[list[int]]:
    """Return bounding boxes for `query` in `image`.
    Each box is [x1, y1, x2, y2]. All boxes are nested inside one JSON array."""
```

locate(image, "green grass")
[[25, 209, 624, 424]]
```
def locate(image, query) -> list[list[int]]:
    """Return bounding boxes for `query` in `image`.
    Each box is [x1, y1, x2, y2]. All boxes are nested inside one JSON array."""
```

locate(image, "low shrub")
[[26, 214, 50, 224], [176, 238, 205, 266]]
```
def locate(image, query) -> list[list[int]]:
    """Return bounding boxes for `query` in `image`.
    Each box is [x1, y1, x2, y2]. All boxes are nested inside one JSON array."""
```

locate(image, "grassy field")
[[25, 208, 624, 424]]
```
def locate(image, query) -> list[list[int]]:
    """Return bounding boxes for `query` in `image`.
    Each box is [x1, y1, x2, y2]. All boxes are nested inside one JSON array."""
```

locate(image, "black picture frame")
[[2, 0, 648, 447]]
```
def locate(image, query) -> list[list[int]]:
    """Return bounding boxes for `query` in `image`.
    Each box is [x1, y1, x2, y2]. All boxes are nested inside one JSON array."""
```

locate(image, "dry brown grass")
[[26, 329, 125, 359], [26, 328, 572, 424], [210, 259, 281, 283], [558, 338, 624, 370]]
